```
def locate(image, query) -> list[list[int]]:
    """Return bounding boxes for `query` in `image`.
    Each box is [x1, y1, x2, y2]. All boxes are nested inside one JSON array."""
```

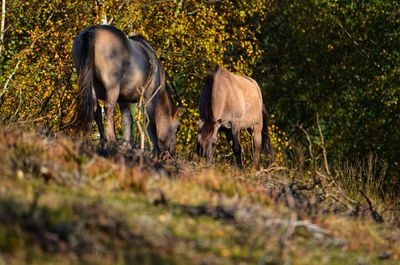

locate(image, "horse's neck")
[[146, 87, 173, 144], [149, 86, 174, 123]]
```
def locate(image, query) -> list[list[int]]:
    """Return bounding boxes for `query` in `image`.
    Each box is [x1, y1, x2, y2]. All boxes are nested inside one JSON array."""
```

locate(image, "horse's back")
[[74, 25, 162, 103], [93, 27, 131, 89], [73, 25, 128, 87], [209, 68, 263, 127]]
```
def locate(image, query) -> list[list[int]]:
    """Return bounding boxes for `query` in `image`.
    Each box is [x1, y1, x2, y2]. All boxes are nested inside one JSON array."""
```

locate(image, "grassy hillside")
[[0, 125, 399, 265]]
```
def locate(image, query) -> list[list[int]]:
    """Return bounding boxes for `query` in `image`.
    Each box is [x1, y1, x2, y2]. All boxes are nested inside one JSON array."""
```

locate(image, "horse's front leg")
[[232, 125, 243, 168], [119, 102, 133, 147], [146, 104, 160, 154], [221, 127, 233, 148], [104, 87, 119, 143]]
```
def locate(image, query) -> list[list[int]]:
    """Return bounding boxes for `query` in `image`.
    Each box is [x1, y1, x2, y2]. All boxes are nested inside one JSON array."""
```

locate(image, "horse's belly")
[[118, 84, 140, 102], [118, 71, 148, 102], [236, 104, 261, 128], [241, 119, 259, 128]]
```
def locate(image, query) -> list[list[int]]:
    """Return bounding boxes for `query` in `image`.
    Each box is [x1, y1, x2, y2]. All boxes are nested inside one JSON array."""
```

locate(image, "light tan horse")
[[71, 25, 183, 156], [197, 67, 272, 168]]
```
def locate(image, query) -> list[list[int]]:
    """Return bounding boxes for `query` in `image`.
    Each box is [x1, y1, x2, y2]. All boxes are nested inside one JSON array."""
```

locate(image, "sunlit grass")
[[0, 125, 398, 264]]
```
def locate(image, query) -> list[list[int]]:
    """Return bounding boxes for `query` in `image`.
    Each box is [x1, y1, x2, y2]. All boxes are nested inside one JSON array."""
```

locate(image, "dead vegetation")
[[0, 125, 399, 264]]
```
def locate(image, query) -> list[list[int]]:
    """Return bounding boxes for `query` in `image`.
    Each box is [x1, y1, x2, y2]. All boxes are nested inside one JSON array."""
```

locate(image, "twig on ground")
[[256, 164, 287, 176]]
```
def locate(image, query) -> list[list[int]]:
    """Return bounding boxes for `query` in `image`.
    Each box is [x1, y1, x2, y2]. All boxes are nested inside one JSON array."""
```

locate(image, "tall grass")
[[335, 154, 390, 203]]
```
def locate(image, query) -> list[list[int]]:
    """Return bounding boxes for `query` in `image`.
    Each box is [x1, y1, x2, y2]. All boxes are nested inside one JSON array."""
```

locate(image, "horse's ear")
[[174, 107, 185, 119]]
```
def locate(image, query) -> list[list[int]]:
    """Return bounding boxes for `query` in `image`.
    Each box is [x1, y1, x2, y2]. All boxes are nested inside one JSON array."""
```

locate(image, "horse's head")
[[157, 107, 185, 157], [196, 120, 219, 164]]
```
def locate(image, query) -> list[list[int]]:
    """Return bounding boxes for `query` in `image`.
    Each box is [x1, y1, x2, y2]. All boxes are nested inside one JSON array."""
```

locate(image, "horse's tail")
[[262, 104, 274, 158], [70, 29, 96, 132], [199, 67, 218, 122]]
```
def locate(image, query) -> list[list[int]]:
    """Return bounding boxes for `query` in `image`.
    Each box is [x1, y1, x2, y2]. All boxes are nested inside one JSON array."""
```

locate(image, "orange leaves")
[[0, 0, 87, 127], [100, 0, 271, 152], [2, 0, 274, 151]]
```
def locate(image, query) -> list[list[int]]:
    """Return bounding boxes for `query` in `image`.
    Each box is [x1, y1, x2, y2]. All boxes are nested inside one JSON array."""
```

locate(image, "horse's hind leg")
[[119, 102, 133, 147], [253, 123, 262, 170], [104, 86, 119, 143], [92, 87, 104, 141], [232, 125, 243, 168], [94, 102, 105, 141]]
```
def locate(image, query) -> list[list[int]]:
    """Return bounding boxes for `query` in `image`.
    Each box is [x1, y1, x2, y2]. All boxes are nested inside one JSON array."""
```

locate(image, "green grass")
[[0, 176, 264, 264]]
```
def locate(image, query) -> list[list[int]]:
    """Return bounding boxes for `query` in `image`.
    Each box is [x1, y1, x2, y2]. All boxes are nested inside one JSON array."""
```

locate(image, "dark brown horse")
[[196, 67, 272, 169], [71, 25, 183, 156]]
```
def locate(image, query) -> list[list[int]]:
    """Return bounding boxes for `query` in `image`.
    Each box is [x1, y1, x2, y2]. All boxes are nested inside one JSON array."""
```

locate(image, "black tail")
[[70, 29, 95, 132], [199, 67, 218, 122], [262, 104, 274, 159]]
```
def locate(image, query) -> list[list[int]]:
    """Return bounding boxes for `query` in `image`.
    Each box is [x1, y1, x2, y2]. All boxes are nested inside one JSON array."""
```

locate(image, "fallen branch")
[[256, 164, 287, 175], [265, 219, 332, 238], [359, 189, 384, 223]]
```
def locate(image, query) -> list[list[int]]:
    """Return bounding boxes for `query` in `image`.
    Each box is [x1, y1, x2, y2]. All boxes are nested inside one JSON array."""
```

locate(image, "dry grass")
[[0, 124, 399, 264]]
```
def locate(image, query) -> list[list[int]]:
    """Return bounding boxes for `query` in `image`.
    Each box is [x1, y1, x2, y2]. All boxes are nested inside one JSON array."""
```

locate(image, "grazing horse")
[[71, 25, 183, 156], [196, 67, 272, 169]]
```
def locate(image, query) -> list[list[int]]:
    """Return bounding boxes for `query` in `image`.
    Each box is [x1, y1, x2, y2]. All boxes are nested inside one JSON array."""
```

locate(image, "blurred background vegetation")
[[0, 0, 399, 198]]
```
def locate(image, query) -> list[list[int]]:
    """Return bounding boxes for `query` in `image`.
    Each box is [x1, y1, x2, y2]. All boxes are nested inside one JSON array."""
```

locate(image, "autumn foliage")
[[0, 1, 399, 194]]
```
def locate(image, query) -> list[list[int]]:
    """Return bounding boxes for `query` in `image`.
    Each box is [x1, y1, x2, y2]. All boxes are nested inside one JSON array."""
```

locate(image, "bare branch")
[[298, 124, 313, 161], [135, 86, 152, 151], [0, 12, 54, 101], [0, 0, 5, 57], [337, 21, 385, 73], [0, 59, 20, 100], [316, 112, 331, 176], [108, 0, 128, 25]]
